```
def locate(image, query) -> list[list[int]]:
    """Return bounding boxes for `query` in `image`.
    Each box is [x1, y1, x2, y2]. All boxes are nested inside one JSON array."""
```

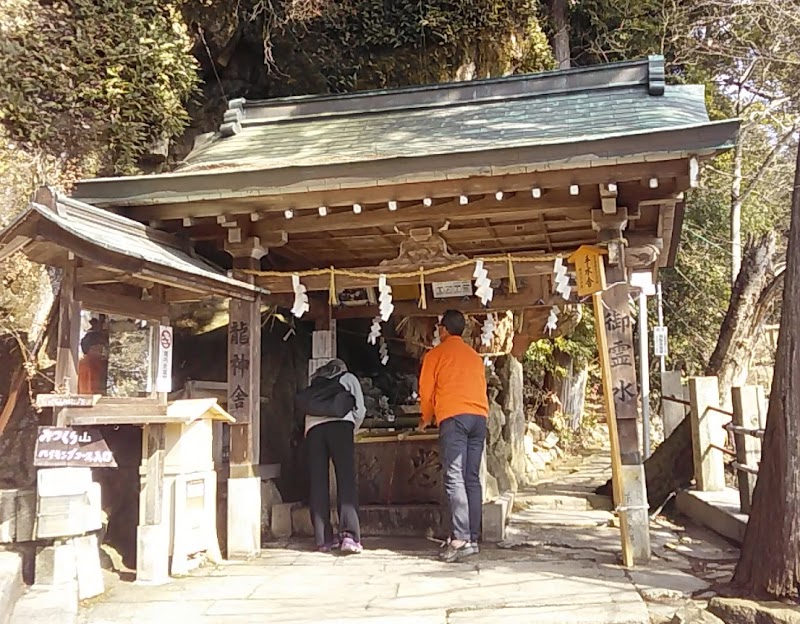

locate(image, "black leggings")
[[307, 421, 360, 546]]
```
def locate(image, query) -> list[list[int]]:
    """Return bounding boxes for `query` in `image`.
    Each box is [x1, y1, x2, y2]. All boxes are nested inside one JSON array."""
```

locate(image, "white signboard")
[[432, 281, 473, 299], [653, 326, 669, 357], [156, 325, 173, 393]]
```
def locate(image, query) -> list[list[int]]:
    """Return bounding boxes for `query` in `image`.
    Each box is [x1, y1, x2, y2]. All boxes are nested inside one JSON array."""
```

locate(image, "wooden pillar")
[[688, 376, 726, 492], [661, 370, 688, 438], [136, 423, 168, 583], [596, 210, 651, 564], [225, 238, 265, 557], [54, 261, 81, 426], [731, 386, 764, 513]]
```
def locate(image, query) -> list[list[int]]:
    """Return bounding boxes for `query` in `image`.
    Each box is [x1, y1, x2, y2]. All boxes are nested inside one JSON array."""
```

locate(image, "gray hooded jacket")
[[304, 358, 366, 435]]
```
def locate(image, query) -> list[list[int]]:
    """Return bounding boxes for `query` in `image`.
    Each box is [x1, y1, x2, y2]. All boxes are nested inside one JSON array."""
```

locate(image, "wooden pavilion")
[[3, 56, 737, 568]]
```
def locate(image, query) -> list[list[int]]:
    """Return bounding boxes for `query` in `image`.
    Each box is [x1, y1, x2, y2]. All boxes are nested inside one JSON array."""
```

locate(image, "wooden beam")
[[164, 288, 208, 303], [289, 227, 596, 255], [76, 266, 126, 285], [122, 159, 692, 222], [256, 190, 597, 236], [76, 286, 169, 321]]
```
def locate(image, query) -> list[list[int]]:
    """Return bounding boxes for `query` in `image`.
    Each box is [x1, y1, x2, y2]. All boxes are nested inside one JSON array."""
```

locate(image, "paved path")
[[78, 539, 648, 624], [65, 444, 740, 624]]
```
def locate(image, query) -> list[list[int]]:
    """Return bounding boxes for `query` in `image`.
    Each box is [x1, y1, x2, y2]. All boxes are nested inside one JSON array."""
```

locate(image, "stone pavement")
[[63, 445, 741, 624], [77, 539, 648, 624]]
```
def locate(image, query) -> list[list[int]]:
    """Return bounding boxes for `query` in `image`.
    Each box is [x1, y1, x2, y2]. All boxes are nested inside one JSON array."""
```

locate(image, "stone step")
[[517, 493, 613, 512], [287, 504, 448, 539], [509, 508, 615, 529], [0, 551, 23, 624], [9, 584, 77, 624]]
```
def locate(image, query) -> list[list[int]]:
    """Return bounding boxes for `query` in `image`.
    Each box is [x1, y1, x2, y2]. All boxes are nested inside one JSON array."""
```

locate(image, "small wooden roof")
[[64, 398, 236, 426], [0, 188, 265, 303]]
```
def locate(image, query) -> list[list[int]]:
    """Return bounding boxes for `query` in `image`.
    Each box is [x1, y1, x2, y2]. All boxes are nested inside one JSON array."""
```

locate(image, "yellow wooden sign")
[[568, 245, 607, 296]]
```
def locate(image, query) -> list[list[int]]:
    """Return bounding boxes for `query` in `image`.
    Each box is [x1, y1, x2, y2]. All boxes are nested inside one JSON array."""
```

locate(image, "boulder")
[[708, 597, 800, 624], [670, 605, 725, 624], [261, 480, 283, 540]]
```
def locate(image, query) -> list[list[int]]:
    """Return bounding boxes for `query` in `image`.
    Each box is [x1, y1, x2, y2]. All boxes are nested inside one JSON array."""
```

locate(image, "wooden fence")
[[663, 376, 766, 514]]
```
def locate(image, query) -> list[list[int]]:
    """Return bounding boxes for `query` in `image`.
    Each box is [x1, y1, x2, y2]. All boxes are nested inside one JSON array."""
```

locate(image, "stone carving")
[[625, 234, 663, 269], [379, 226, 467, 271], [407, 447, 441, 490]]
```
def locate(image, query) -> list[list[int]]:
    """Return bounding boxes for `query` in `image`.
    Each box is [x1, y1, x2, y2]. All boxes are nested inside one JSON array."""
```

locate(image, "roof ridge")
[[216, 56, 666, 135]]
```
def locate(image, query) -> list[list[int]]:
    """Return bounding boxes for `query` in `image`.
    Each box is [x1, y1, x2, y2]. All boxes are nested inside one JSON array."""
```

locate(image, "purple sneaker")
[[340, 536, 363, 554]]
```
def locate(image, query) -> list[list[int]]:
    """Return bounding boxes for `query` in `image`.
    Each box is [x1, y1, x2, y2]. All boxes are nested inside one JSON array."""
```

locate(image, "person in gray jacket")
[[305, 359, 366, 553]]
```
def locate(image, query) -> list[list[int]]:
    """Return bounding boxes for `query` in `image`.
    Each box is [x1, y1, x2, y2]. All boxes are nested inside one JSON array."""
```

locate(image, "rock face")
[[485, 394, 518, 494], [497, 356, 530, 487], [708, 597, 800, 624], [483, 356, 552, 496]]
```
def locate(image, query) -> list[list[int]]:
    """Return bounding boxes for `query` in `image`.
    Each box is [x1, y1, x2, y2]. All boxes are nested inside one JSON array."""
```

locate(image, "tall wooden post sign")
[[225, 239, 266, 559], [568, 245, 649, 567]]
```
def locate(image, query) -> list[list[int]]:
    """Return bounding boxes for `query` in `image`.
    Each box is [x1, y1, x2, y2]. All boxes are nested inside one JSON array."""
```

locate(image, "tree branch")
[[740, 126, 799, 206]]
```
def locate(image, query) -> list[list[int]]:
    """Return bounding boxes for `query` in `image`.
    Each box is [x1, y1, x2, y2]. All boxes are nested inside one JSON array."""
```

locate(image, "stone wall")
[[484, 355, 560, 498]]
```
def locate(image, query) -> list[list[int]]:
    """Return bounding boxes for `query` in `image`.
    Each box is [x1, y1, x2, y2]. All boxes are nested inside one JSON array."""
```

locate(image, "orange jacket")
[[419, 335, 489, 427]]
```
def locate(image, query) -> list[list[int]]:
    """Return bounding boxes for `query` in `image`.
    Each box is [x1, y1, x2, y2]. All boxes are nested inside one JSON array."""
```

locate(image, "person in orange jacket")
[[78, 330, 108, 395], [417, 309, 488, 562]]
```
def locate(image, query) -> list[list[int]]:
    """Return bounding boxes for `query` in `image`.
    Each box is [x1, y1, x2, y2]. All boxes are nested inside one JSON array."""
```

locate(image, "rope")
[[245, 253, 562, 281], [328, 267, 337, 305], [418, 268, 427, 310], [506, 254, 518, 294]]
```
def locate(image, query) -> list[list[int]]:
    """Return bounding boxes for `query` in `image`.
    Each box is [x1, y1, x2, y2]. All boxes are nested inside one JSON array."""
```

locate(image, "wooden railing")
[[663, 376, 766, 514]]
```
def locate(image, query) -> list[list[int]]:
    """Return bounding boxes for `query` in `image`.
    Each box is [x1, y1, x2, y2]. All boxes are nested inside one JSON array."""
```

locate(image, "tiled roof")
[[0, 191, 265, 298], [178, 83, 712, 173]]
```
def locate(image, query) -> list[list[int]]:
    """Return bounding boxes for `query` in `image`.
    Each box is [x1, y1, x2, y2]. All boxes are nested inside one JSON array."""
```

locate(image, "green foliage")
[[524, 307, 596, 378], [184, 0, 555, 95], [0, 0, 199, 175]]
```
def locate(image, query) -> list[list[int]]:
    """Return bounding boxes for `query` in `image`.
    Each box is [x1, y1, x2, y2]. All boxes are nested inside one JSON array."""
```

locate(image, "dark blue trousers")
[[439, 414, 487, 542]]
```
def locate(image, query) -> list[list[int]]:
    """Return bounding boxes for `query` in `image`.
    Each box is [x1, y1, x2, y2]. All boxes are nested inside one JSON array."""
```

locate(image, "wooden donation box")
[[138, 399, 234, 575]]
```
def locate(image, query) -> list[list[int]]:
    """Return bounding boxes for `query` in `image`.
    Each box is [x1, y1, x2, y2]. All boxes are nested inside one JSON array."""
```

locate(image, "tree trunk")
[[553, 351, 587, 430], [731, 138, 745, 283], [732, 142, 800, 600], [547, 0, 570, 69], [707, 231, 778, 403], [596, 234, 781, 508]]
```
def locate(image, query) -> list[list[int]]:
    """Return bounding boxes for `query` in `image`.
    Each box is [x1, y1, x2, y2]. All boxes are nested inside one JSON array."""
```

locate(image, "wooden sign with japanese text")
[[227, 296, 261, 467], [35, 394, 100, 409], [34, 426, 117, 468], [568, 245, 607, 296], [602, 281, 641, 462]]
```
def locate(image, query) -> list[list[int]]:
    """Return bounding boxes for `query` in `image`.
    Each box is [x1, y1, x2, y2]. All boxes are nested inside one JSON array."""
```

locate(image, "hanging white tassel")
[[367, 316, 382, 345], [291, 274, 309, 318], [432, 314, 443, 347], [473, 259, 494, 305], [553, 256, 572, 300], [379, 337, 389, 366], [545, 305, 559, 335], [480, 313, 496, 347], [378, 274, 394, 322]]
